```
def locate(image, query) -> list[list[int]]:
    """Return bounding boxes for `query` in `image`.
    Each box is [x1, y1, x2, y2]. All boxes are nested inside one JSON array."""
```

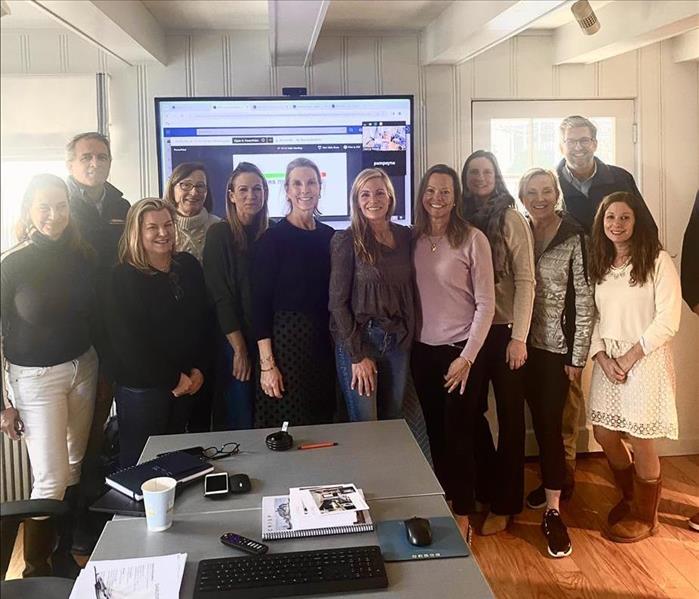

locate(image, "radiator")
[[1, 343, 32, 502], [0, 435, 31, 502]]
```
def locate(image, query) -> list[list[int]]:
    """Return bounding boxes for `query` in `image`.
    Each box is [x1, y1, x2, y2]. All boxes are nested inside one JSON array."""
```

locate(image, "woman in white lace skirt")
[[588, 191, 681, 543]]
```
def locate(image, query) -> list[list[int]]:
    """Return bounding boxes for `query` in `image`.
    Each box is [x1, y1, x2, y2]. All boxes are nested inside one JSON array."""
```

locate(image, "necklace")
[[428, 235, 444, 252], [609, 257, 631, 279]]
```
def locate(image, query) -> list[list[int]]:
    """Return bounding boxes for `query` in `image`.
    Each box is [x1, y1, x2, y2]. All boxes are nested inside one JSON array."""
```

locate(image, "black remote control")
[[220, 533, 269, 555]]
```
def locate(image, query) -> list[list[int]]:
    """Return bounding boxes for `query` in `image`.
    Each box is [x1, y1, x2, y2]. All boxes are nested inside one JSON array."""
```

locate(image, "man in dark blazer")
[[65, 131, 130, 554], [556, 115, 657, 235]]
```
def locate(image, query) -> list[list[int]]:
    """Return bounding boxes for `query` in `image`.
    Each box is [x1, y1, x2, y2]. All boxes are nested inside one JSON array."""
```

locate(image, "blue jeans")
[[220, 339, 254, 430], [335, 323, 409, 422]]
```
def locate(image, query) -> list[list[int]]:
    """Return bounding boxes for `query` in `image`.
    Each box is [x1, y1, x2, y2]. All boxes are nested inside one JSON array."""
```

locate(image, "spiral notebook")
[[105, 451, 213, 501], [261, 490, 373, 540]]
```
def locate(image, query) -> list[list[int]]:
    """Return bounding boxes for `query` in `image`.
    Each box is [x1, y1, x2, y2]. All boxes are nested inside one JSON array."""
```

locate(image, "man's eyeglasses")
[[564, 137, 595, 149], [202, 442, 240, 460], [178, 181, 208, 193]]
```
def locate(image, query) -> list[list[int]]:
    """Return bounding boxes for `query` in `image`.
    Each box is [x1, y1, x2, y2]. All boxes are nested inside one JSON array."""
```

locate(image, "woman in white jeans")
[[0, 174, 99, 577]]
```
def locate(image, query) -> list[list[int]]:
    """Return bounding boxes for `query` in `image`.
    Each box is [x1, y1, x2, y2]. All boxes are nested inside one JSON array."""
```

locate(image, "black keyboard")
[[193, 545, 388, 598]]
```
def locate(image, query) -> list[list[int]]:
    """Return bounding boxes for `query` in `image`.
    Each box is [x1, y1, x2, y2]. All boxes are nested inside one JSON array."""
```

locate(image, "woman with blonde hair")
[[518, 168, 594, 557], [163, 162, 220, 262], [329, 168, 414, 421], [251, 158, 335, 427], [203, 162, 269, 429], [1, 174, 98, 577], [411, 164, 495, 516], [106, 198, 211, 466]]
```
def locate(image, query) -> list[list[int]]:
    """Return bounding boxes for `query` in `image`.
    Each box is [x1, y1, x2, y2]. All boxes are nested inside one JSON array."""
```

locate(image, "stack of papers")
[[291, 483, 369, 519], [69, 553, 186, 599], [262, 483, 374, 540]]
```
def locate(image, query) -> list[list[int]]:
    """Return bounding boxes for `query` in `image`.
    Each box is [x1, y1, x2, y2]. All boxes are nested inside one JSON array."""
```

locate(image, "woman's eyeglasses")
[[178, 181, 208, 193], [202, 442, 240, 460]]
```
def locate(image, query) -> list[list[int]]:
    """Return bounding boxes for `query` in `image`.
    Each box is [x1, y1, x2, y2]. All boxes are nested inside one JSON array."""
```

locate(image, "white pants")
[[5, 347, 98, 500]]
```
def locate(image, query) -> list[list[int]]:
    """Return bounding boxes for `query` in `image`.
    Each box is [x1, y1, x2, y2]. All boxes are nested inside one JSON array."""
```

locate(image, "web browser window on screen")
[[156, 96, 414, 230]]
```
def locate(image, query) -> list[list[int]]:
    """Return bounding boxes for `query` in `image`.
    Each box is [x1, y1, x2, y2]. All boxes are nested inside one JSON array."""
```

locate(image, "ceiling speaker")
[[571, 0, 601, 35]]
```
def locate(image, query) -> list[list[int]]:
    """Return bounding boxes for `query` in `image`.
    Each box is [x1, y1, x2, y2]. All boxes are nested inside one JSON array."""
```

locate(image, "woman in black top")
[[0, 174, 98, 577], [251, 158, 335, 428], [107, 198, 210, 467], [203, 162, 269, 429]]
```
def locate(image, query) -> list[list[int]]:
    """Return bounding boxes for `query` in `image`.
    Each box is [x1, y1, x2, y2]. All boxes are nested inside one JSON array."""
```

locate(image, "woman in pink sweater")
[[412, 164, 495, 518]]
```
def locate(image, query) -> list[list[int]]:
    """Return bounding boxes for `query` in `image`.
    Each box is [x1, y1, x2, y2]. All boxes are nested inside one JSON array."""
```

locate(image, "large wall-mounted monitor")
[[155, 95, 414, 229]]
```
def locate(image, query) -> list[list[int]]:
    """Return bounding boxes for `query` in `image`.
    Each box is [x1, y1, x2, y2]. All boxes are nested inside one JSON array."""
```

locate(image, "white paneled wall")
[[1, 28, 698, 458]]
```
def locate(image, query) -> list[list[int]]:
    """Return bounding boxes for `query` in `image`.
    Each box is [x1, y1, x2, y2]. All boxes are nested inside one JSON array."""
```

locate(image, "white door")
[[472, 99, 636, 201], [472, 99, 636, 455]]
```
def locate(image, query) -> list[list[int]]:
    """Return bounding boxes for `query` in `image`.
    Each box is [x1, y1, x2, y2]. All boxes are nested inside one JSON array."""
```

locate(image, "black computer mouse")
[[405, 517, 432, 547], [229, 473, 251, 494]]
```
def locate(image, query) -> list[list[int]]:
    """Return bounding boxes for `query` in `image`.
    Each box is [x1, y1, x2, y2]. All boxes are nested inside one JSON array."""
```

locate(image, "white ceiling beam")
[[672, 28, 699, 63], [269, 0, 329, 67], [421, 0, 567, 65], [554, 0, 699, 64], [31, 0, 167, 66]]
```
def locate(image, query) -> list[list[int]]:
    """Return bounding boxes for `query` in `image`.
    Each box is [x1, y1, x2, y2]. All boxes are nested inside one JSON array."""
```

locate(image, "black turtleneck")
[[0, 232, 96, 367]]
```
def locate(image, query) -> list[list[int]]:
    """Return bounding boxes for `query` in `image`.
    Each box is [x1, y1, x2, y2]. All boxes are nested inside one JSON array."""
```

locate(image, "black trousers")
[[472, 324, 525, 515], [523, 347, 570, 490], [412, 341, 478, 513], [115, 386, 195, 467]]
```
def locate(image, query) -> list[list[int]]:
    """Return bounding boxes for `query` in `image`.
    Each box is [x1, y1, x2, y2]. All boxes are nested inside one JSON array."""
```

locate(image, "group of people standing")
[[1, 113, 696, 577]]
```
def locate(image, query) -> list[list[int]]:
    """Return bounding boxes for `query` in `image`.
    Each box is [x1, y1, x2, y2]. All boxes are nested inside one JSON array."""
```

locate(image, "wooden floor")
[[462, 455, 699, 599], [5, 455, 699, 598]]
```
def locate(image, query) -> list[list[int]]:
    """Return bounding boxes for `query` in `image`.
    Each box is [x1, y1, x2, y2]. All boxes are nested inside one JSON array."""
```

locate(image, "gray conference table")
[[133, 420, 442, 515], [92, 494, 493, 598]]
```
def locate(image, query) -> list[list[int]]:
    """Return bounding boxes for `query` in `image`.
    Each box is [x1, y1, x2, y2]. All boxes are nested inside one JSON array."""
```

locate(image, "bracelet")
[[459, 357, 472, 368], [261, 365, 276, 372]]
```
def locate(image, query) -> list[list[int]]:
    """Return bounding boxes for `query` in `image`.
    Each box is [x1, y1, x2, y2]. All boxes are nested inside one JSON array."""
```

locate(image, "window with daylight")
[[472, 99, 635, 206], [0, 75, 100, 252]]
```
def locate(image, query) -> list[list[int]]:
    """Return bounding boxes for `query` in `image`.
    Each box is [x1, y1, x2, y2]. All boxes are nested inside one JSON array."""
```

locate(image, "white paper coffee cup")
[[141, 477, 177, 532]]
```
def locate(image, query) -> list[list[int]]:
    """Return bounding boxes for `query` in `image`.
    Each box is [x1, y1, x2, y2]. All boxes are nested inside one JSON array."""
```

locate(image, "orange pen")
[[297, 442, 338, 450]]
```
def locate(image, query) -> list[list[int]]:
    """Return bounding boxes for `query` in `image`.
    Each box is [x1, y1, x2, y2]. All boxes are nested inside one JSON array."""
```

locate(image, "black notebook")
[[106, 451, 213, 500]]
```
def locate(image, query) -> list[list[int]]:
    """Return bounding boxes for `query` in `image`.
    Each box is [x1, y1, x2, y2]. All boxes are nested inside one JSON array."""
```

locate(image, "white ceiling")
[[324, 0, 452, 32], [142, 0, 268, 31], [142, 0, 453, 33], [533, 0, 613, 30], [2, 0, 696, 66], [0, 0, 467, 33], [1, 0, 59, 29]]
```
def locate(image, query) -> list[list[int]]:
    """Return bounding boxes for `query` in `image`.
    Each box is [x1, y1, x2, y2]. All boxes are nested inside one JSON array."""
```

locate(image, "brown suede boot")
[[607, 463, 634, 526], [22, 517, 56, 577], [607, 475, 661, 543]]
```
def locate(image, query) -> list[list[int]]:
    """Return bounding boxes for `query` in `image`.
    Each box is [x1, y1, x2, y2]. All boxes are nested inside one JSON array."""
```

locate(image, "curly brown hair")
[[589, 191, 661, 286]]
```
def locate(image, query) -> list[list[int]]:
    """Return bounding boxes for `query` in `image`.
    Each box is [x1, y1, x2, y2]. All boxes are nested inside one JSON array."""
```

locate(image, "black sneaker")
[[542, 509, 572, 558], [526, 485, 547, 510]]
